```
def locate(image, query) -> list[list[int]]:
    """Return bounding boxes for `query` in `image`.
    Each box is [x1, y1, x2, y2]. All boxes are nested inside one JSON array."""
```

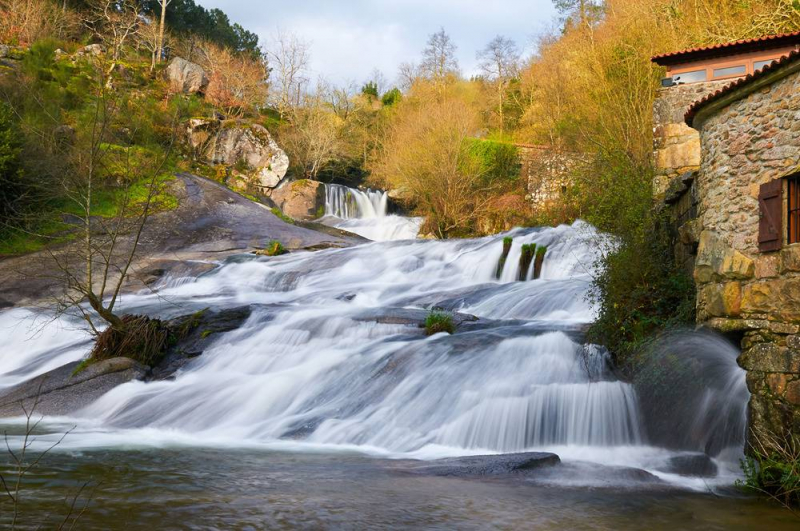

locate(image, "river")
[[0, 189, 795, 529]]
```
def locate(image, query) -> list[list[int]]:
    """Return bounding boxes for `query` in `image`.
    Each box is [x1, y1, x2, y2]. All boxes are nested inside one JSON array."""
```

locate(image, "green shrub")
[[465, 139, 520, 183], [425, 311, 455, 336], [256, 240, 288, 257], [586, 216, 695, 371], [381, 87, 403, 107]]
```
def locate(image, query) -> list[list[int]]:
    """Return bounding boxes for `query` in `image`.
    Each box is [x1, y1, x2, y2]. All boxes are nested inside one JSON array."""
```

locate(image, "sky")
[[198, 0, 558, 88]]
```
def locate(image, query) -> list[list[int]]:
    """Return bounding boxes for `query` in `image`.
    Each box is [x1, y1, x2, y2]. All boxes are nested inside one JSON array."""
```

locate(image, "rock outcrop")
[[167, 57, 209, 94], [268, 179, 325, 220], [0, 306, 254, 417], [188, 118, 289, 191]]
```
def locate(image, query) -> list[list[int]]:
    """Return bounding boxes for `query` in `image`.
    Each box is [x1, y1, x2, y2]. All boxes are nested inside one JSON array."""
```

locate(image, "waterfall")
[[321, 184, 422, 242], [0, 220, 752, 487], [324, 184, 388, 219]]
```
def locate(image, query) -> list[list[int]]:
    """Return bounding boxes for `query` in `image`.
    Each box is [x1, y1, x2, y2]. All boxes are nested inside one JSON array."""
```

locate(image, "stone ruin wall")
[[518, 146, 591, 212], [693, 69, 800, 439]]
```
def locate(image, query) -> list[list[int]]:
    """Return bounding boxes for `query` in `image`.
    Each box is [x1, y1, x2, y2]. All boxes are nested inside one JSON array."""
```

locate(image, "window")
[[789, 175, 800, 245], [754, 59, 777, 71], [673, 69, 707, 84], [713, 65, 746, 78]]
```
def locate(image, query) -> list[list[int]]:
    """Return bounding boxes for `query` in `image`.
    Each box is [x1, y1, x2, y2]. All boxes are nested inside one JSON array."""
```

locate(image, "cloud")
[[198, 0, 556, 85]]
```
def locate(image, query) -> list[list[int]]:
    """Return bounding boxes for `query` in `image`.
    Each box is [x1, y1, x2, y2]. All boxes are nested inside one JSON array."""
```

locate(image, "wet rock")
[[188, 119, 289, 190], [406, 452, 560, 477], [166, 57, 208, 94], [0, 358, 147, 417], [0, 44, 8, 59], [352, 307, 478, 330], [658, 454, 718, 478], [150, 306, 254, 381], [268, 180, 325, 220]]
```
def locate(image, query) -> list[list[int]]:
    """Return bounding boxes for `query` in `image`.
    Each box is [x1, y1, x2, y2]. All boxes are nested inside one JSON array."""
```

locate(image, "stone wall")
[[653, 80, 730, 199], [693, 68, 800, 439], [518, 145, 590, 212]]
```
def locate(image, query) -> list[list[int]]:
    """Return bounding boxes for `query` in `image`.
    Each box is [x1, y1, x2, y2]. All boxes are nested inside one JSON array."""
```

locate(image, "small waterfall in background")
[[0, 221, 752, 489], [321, 184, 423, 241]]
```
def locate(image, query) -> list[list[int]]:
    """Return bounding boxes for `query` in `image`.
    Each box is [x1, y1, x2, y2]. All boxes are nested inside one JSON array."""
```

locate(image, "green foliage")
[[0, 101, 24, 225], [361, 81, 379, 99], [270, 207, 295, 225], [381, 88, 403, 106], [424, 311, 456, 336], [141, 0, 260, 54], [586, 216, 696, 369], [738, 430, 800, 508], [536, 245, 547, 259], [464, 139, 520, 183], [257, 240, 288, 257]]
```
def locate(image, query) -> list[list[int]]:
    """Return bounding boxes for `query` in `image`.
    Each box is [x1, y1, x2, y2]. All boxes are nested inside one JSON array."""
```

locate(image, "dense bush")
[[465, 139, 520, 184], [0, 102, 24, 227], [586, 216, 696, 371]]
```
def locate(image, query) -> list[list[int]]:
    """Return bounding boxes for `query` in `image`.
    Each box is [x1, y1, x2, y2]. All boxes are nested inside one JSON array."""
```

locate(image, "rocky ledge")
[[0, 306, 253, 417]]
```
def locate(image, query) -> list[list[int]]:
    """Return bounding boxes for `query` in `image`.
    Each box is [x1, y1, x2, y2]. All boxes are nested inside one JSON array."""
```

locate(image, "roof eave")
[[687, 56, 800, 129]]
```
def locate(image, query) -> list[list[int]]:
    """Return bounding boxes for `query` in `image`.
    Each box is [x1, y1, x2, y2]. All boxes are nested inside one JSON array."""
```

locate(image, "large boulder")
[[268, 179, 326, 220], [167, 57, 208, 94], [188, 118, 289, 190]]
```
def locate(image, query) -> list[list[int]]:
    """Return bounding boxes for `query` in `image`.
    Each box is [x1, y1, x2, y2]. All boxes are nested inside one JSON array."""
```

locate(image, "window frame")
[[788, 174, 800, 246]]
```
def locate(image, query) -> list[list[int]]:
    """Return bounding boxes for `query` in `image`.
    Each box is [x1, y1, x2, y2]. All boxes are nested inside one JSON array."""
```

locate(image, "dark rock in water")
[[406, 452, 560, 477], [658, 454, 718, 478], [151, 306, 253, 381], [0, 358, 147, 417], [352, 307, 478, 330]]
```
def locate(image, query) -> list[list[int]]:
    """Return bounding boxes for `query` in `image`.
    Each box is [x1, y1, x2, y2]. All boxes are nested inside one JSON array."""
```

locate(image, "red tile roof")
[[652, 31, 800, 66], [685, 50, 800, 127]]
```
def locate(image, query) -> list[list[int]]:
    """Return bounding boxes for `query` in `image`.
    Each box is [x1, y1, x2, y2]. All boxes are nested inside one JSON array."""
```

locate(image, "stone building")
[[517, 144, 590, 213], [652, 32, 800, 273], [683, 49, 800, 439]]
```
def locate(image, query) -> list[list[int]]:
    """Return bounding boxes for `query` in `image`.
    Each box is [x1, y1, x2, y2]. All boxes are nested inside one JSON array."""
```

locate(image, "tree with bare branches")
[[477, 35, 520, 134], [265, 30, 310, 118]]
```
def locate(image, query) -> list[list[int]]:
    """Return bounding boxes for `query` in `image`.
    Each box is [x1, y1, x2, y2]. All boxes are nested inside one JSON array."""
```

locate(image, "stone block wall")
[[693, 69, 800, 439], [653, 80, 730, 199]]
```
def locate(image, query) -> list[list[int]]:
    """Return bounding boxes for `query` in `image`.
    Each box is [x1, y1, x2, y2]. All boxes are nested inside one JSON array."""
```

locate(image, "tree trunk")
[[157, 0, 167, 64]]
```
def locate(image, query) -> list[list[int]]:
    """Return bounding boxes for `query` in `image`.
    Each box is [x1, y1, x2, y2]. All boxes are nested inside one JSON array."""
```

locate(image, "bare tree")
[[156, 0, 172, 63], [280, 80, 343, 180], [266, 30, 310, 119], [83, 0, 141, 76], [477, 36, 520, 133], [137, 15, 166, 71], [397, 61, 418, 92], [420, 28, 459, 86]]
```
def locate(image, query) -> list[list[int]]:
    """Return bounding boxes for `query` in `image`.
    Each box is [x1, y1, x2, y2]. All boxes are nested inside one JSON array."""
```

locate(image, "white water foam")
[[0, 221, 749, 491], [320, 184, 422, 241]]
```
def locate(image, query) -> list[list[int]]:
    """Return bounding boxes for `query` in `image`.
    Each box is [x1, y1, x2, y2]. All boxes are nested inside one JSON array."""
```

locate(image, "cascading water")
[[320, 183, 423, 241], [0, 221, 751, 490]]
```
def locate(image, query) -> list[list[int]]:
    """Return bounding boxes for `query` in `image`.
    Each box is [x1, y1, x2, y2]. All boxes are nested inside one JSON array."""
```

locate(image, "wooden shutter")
[[758, 179, 783, 252]]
